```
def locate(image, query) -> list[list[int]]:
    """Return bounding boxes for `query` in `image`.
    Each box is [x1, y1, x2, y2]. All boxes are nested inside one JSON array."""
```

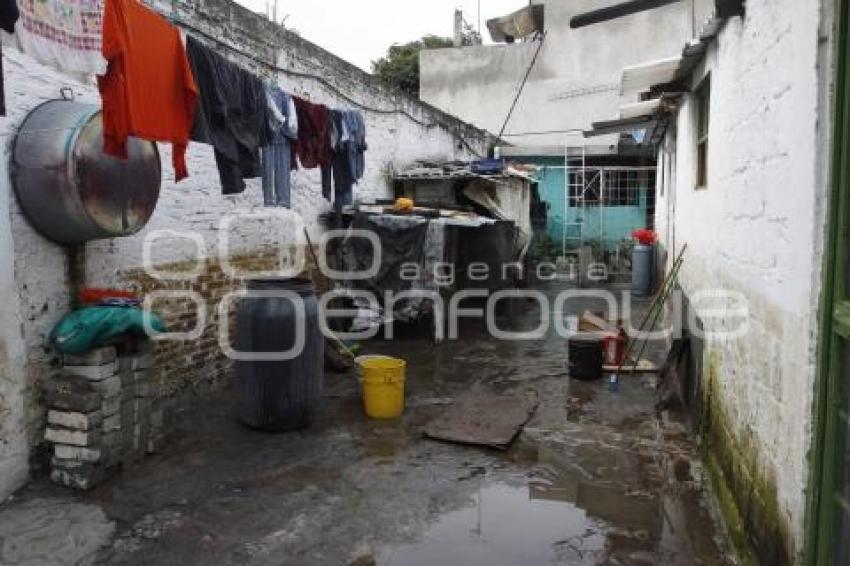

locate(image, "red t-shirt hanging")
[[98, 0, 197, 181]]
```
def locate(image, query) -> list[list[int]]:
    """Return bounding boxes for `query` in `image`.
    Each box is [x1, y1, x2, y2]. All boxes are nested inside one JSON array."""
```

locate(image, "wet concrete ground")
[[3, 282, 730, 565]]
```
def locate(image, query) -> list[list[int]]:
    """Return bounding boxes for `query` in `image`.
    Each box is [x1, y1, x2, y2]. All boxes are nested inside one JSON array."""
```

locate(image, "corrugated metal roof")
[[394, 162, 535, 182], [619, 12, 725, 98], [619, 98, 664, 120], [620, 56, 682, 95], [584, 115, 662, 138], [587, 11, 728, 148], [394, 168, 475, 181]]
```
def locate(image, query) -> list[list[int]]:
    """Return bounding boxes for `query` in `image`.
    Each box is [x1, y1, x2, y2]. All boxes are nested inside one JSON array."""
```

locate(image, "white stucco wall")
[[655, 0, 828, 560], [420, 0, 697, 149], [0, 74, 28, 497], [0, 0, 491, 500]]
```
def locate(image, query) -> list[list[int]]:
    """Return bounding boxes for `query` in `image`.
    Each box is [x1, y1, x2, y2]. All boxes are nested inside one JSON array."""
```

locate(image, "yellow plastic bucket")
[[359, 356, 406, 419]]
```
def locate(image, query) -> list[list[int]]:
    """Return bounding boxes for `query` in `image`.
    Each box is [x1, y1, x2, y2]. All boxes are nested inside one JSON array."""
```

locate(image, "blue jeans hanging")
[[261, 143, 292, 207]]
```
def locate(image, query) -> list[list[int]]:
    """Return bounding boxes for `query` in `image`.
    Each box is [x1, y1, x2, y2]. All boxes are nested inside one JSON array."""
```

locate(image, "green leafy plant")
[[372, 34, 475, 96]]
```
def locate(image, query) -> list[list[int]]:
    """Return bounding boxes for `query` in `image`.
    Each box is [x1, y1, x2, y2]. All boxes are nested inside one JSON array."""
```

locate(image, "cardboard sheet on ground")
[[423, 390, 539, 450]]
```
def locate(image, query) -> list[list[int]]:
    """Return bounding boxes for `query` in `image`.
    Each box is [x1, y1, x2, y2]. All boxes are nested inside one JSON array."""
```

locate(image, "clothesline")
[[0, 7, 483, 158], [0, 0, 364, 209], [2, 0, 482, 212], [174, 18, 426, 120], [172, 18, 484, 158]]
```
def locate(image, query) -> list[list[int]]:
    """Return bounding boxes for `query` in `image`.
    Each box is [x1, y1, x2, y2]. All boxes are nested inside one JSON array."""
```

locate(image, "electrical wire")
[[497, 30, 547, 139]]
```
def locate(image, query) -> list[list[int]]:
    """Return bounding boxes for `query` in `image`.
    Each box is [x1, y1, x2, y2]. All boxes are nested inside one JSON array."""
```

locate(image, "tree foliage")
[[371, 35, 459, 97]]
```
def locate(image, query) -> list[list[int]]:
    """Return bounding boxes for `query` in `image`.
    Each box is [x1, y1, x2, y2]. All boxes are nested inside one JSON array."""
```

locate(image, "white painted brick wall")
[[0, 42, 30, 501], [655, 0, 827, 559], [0, 0, 492, 499]]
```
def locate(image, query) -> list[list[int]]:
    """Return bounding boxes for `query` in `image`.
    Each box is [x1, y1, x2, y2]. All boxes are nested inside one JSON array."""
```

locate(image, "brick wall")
[[123, 248, 323, 398], [0, 0, 493, 498]]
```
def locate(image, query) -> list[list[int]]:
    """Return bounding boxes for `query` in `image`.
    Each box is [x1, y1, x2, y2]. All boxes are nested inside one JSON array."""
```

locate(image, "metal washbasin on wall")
[[12, 99, 161, 245]]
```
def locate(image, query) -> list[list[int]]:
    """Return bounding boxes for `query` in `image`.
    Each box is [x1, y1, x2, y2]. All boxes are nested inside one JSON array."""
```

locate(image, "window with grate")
[[605, 170, 652, 206], [568, 170, 601, 206]]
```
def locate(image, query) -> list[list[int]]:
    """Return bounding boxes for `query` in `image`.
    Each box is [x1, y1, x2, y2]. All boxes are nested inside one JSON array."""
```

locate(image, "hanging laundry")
[[0, 0, 19, 116], [342, 110, 367, 183], [292, 96, 331, 170], [14, 0, 106, 75], [324, 109, 352, 206], [98, 0, 197, 181], [186, 36, 270, 195], [322, 109, 367, 207], [0, 0, 17, 32], [261, 84, 298, 207]]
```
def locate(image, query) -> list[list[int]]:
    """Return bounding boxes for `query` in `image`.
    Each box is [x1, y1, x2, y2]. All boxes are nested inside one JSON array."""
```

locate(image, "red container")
[[602, 331, 626, 366], [631, 229, 657, 246]]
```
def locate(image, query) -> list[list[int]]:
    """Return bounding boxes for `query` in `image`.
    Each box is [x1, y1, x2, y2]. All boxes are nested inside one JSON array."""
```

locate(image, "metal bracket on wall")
[[715, 0, 745, 19]]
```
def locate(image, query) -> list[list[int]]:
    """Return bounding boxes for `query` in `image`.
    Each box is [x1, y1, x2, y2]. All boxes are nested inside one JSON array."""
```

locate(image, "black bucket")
[[235, 278, 324, 431], [568, 338, 603, 381]]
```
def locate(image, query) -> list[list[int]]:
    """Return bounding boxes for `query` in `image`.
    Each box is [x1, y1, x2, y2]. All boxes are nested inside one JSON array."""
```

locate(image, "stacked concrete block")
[[44, 341, 166, 490], [45, 352, 112, 490]]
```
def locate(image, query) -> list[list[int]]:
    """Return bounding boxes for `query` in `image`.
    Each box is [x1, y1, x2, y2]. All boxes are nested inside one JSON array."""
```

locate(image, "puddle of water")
[[379, 482, 607, 566]]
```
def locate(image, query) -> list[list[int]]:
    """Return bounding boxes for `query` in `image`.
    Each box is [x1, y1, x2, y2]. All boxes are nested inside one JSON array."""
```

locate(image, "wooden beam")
[[570, 0, 681, 29]]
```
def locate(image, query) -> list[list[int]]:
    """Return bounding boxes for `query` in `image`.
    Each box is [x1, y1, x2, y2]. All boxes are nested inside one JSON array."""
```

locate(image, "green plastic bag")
[[50, 307, 166, 355]]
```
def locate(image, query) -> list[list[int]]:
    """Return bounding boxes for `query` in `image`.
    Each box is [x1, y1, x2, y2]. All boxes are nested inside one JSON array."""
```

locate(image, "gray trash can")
[[631, 244, 654, 296]]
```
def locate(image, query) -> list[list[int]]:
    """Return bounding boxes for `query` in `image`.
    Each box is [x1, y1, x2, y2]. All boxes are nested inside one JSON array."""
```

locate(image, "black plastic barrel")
[[235, 278, 324, 431], [568, 338, 603, 380]]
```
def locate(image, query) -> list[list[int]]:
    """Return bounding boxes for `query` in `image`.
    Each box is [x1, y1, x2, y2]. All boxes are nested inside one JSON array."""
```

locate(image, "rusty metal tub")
[[12, 100, 161, 245]]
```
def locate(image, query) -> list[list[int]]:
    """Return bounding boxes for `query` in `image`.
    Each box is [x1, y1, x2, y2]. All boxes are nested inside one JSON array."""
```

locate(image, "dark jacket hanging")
[[186, 36, 270, 195], [0, 0, 19, 116]]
